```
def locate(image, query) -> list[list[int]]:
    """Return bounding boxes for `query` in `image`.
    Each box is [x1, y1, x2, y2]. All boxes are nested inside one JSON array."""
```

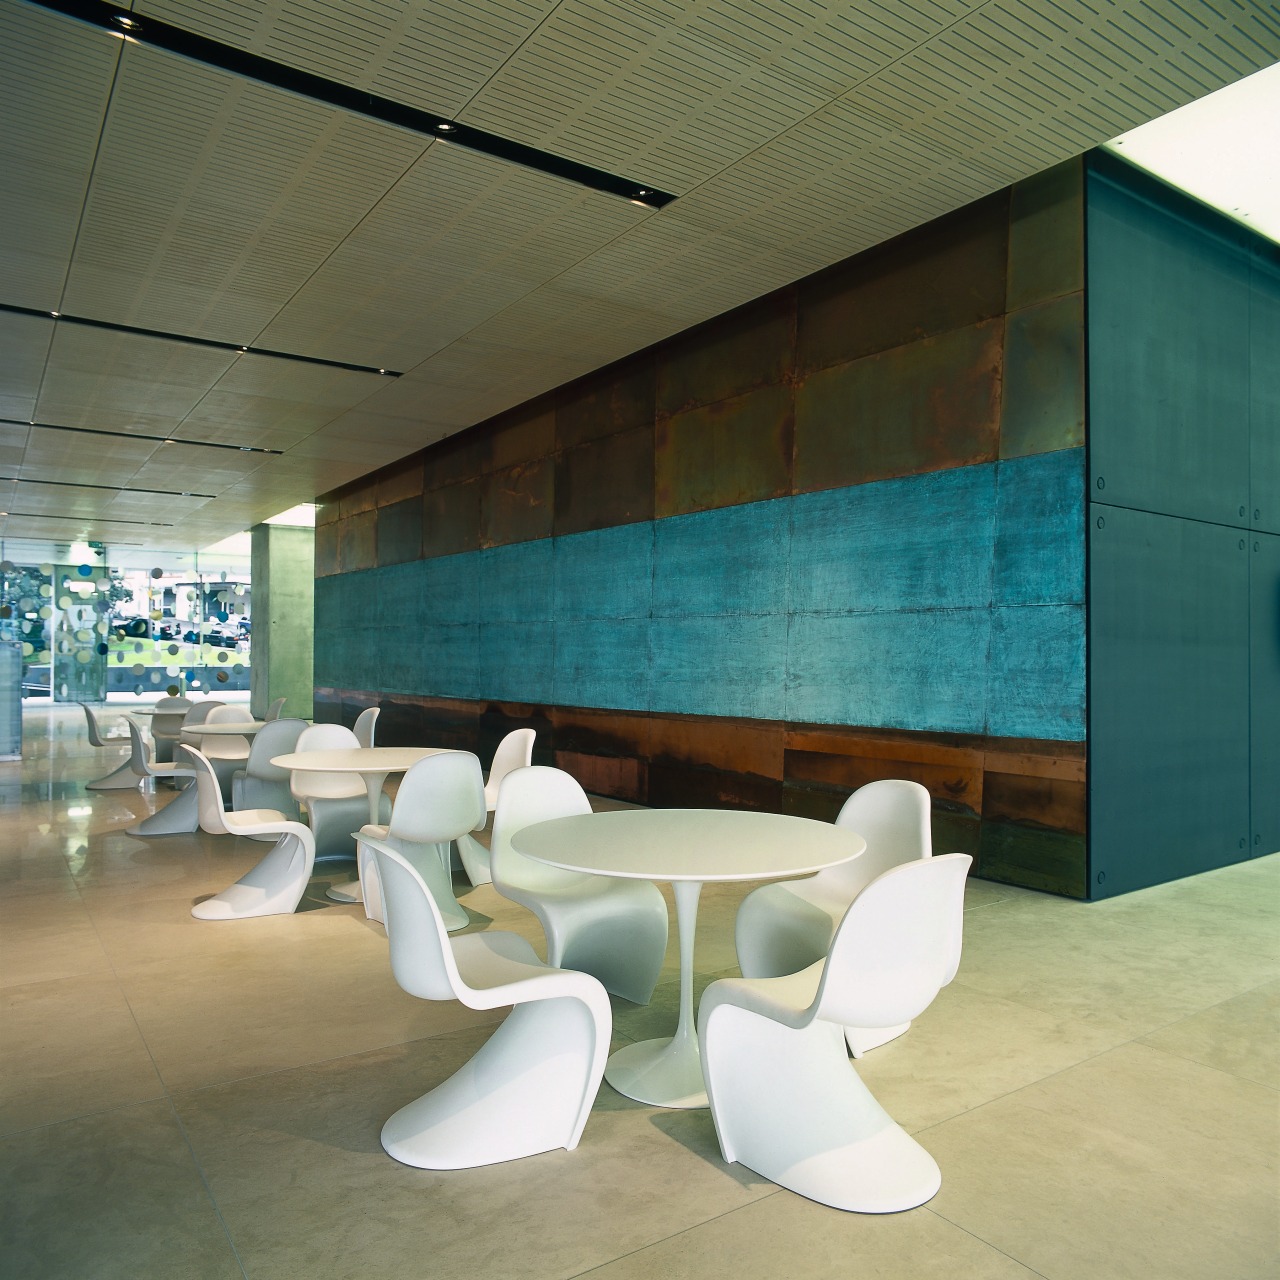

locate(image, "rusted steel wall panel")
[[375, 457, 425, 508], [656, 296, 795, 416], [554, 423, 654, 535], [794, 318, 1003, 493], [376, 496, 423, 566], [480, 458, 554, 548], [655, 382, 793, 518], [338, 509, 376, 572], [796, 193, 1009, 374], [1001, 293, 1085, 459], [1007, 159, 1084, 311], [422, 479, 481, 559]]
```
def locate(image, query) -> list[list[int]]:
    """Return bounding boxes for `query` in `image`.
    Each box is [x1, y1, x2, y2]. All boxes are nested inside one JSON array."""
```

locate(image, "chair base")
[[846, 1021, 911, 1059], [455, 831, 492, 886], [126, 784, 199, 836], [191, 832, 312, 920], [86, 758, 139, 791], [381, 998, 598, 1169], [703, 1007, 941, 1213]]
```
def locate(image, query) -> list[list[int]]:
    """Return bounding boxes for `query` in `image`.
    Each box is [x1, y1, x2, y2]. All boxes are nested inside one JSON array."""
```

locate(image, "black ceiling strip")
[[0, 303, 401, 377], [29, 0, 676, 209], [2, 418, 284, 456], [0, 476, 216, 499], [0, 510, 170, 529]]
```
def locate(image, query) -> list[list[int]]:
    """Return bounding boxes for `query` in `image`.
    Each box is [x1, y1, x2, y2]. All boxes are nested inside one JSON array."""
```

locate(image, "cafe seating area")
[[3, 704, 1275, 1277]]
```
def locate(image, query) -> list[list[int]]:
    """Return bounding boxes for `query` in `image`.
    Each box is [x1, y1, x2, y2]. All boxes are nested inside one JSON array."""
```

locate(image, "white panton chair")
[[232, 718, 306, 819], [701, 853, 972, 1213], [178, 699, 223, 750], [198, 704, 253, 801], [366, 835, 611, 1169], [353, 706, 379, 748], [122, 716, 200, 837], [735, 778, 933, 1056], [81, 703, 136, 790], [186, 747, 317, 921], [290, 723, 389, 860], [489, 766, 668, 1006], [263, 696, 287, 721], [356, 751, 485, 932], [455, 727, 537, 887], [150, 696, 193, 763]]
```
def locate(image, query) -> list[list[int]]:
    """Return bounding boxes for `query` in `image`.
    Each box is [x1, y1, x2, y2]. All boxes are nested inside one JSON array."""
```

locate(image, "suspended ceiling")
[[2, 0, 1276, 554]]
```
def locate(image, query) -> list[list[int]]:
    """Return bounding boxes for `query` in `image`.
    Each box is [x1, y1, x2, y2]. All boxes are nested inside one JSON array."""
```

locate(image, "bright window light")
[[265, 503, 317, 527], [1106, 60, 1280, 244], [202, 531, 252, 557]]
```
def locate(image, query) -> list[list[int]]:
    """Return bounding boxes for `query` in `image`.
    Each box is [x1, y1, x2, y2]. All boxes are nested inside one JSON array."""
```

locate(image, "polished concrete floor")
[[2, 706, 1276, 1279]]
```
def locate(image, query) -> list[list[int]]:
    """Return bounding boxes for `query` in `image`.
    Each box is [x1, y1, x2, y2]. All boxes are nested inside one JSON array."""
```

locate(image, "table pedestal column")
[[326, 772, 389, 904], [604, 879, 708, 1109]]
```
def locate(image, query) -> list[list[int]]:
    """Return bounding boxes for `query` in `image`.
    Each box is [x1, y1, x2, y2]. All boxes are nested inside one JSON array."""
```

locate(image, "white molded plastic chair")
[[489, 766, 668, 1005], [357, 751, 485, 932], [150, 695, 193, 763], [735, 778, 933, 1056], [178, 699, 224, 750], [353, 706, 378, 748], [232, 718, 307, 819], [198, 704, 253, 801], [263, 696, 287, 722], [186, 747, 317, 921], [701, 853, 972, 1213], [290, 723, 390, 860], [455, 728, 536, 887], [366, 835, 610, 1169], [122, 716, 199, 837], [81, 703, 135, 790]]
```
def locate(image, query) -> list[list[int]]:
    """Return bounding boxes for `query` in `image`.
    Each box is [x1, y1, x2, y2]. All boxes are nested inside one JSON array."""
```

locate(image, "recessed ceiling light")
[[435, 122, 456, 133], [50, 310, 59, 317]]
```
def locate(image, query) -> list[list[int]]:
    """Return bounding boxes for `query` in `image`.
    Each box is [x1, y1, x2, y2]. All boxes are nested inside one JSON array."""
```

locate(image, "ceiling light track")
[[29, 0, 676, 210], [0, 476, 216, 500], [1, 303, 401, 377], [4, 418, 284, 456], [0, 511, 166, 531]]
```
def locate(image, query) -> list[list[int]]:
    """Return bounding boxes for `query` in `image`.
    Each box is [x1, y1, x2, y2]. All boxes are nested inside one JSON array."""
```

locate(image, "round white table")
[[511, 808, 865, 1109], [270, 747, 453, 904], [185, 720, 266, 736]]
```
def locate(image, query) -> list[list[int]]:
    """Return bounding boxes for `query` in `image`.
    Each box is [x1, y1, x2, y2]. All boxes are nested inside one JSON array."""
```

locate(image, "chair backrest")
[[364, 836, 466, 1003], [387, 752, 486, 844], [353, 706, 379, 748], [290, 723, 363, 800], [490, 766, 594, 894], [183, 746, 231, 836], [812, 853, 972, 1031], [80, 703, 108, 747], [151, 696, 193, 738], [817, 779, 933, 896], [124, 715, 154, 777], [199, 703, 253, 756], [178, 700, 223, 746], [264, 697, 287, 721], [486, 728, 536, 799], [244, 718, 308, 781]]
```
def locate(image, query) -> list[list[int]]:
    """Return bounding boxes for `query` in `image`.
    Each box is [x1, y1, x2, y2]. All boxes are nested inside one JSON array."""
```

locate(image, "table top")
[[271, 746, 450, 774], [186, 721, 265, 736], [511, 808, 865, 883]]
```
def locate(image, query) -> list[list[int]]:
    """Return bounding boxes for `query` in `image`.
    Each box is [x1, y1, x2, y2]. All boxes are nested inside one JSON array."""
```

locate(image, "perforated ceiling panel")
[[19, 426, 158, 487], [37, 326, 239, 435], [140, 0, 558, 117], [258, 141, 645, 369], [0, 1, 117, 310], [2, 0, 1276, 550], [0, 313, 55, 424], [63, 40, 427, 342]]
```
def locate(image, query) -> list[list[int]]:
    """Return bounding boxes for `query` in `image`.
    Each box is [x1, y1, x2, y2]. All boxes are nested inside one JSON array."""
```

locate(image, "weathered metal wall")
[[316, 159, 1090, 896]]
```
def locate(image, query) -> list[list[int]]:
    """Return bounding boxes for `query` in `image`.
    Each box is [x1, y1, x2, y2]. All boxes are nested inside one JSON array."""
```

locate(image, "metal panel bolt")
[[1096, 516, 1105, 529], [1096, 477, 1105, 490]]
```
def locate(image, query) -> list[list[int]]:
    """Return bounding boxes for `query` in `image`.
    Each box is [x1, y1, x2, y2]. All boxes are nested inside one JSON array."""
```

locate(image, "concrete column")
[[249, 524, 314, 720]]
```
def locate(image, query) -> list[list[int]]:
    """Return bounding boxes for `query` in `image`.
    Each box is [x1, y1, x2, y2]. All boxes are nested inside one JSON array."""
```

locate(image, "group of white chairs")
[[363, 770, 969, 1216], [87, 700, 971, 1213]]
